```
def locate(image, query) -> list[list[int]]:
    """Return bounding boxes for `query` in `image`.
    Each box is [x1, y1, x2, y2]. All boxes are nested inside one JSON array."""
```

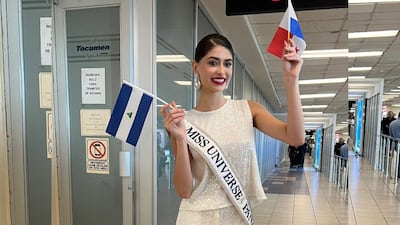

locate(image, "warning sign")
[[86, 138, 109, 174]]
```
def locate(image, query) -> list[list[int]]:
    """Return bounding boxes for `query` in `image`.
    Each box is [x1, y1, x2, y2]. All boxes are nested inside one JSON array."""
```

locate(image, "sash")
[[184, 119, 253, 225]]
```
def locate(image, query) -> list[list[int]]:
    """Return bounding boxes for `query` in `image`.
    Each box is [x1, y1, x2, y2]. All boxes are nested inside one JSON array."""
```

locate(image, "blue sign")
[[315, 129, 321, 169], [355, 99, 364, 153]]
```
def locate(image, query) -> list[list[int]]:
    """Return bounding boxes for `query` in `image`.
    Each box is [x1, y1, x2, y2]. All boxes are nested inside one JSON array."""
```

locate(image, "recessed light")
[[348, 51, 383, 58], [299, 78, 347, 85], [174, 81, 192, 86], [156, 55, 190, 62], [349, 30, 399, 39], [300, 93, 336, 99], [302, 105, 328, 109], [348, 67, 372, 72], [349, 0, 400, 4], [348, 76, 366, 79]]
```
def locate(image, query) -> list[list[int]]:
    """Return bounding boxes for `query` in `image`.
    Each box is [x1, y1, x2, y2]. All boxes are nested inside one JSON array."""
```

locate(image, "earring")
[[194, 74, 201, 89]]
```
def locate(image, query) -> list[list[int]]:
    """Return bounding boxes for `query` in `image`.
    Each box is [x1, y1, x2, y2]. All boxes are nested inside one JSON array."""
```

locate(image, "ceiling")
[[201, 0, 400, 134]]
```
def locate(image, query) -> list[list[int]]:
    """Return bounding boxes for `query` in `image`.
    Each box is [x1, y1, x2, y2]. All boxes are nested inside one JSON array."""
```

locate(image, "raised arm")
[[250, 39, 304, 146], [160, 101, 193, 198]]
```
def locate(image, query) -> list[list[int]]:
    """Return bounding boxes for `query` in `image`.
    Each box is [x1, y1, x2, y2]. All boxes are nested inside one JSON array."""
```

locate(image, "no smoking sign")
[[86, 138, 109, 174]]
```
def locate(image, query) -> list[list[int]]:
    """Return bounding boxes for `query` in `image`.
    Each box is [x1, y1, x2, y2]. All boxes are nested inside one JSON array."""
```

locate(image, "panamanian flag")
[[106, 81, 153, 146], [267, 0, 306, 58]]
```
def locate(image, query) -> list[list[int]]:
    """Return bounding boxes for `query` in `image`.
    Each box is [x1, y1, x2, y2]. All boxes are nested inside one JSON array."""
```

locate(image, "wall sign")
[[81, 68, 105, 104], [86, 138, 109, 174]]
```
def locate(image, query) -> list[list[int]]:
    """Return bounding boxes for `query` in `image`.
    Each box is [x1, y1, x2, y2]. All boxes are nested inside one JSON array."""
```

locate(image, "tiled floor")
[[254, 152, 400, 225]]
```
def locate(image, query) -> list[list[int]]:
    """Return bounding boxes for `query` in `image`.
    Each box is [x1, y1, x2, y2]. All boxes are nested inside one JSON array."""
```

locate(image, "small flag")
[[267, 0, 306, 58], [106, 81, 153, 146]]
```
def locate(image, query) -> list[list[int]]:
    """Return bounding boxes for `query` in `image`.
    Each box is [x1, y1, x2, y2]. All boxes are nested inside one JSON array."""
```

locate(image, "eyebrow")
[[207, 56, 233, 61]]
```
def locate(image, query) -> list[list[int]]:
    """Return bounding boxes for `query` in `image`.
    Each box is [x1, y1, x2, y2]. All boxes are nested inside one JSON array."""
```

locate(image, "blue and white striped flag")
[[106, 81, 153, 146]]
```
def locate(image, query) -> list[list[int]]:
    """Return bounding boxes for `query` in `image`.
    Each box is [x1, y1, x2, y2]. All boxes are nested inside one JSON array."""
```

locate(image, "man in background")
[[389, 113, 400, 179], [382, 111, 396, 135]]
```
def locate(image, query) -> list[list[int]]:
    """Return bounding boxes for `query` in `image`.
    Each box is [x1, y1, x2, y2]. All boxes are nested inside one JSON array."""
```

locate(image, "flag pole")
[[287, 0, 290, 41], [122, 80, 169, 105]]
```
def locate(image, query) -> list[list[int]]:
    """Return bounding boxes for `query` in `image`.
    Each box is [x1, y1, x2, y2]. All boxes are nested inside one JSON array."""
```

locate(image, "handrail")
[[377, 134, 400, 185]]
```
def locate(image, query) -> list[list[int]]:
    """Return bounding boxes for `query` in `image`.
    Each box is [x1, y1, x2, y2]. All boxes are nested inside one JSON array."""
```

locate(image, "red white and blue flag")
[[106, 81, 153, 146], [267, 0, 306, 58]]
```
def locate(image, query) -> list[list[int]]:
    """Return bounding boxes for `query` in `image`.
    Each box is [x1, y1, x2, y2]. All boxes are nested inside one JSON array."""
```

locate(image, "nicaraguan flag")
[[267, 0, 306, 58], [106, 81, 153, 146]]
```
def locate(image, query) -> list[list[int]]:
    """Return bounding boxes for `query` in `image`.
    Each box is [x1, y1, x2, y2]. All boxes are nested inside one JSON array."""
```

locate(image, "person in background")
[[335, 137, 345, 156], [389, 113, 400, 179], [382, 111, 396, 135], [160, 33, 304, 225]]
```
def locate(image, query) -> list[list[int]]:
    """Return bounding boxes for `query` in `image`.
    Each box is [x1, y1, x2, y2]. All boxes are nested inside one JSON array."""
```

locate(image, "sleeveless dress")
[[176, 100, 266, 225]]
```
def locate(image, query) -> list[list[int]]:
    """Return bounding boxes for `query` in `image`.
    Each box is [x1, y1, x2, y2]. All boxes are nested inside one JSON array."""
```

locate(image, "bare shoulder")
[[247, 100, 272, 118]]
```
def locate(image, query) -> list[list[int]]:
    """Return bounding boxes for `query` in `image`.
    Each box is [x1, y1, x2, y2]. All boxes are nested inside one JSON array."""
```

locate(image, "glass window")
[[156, 0, 194, 224]]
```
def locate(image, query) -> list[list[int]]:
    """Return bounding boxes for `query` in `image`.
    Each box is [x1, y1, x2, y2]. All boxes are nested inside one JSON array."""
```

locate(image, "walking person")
[[160, 33, 304, 225], [389, 113, 400, 180]]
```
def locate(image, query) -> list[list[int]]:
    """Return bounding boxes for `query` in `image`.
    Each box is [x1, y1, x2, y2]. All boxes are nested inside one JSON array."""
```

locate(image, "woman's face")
[[193, 45, 233, 93]]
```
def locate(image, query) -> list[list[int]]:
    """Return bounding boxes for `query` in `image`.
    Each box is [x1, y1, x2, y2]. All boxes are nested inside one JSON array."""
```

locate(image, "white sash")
[[184, 119, 253, 225]]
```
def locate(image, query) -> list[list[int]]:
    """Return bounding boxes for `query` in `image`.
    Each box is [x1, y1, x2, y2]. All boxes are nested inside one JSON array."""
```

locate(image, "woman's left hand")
[[281, 39, 303, 81]]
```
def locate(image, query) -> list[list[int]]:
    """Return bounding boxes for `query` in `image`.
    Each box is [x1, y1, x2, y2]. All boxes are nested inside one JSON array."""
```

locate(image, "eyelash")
[[208, 60, 232, 68]]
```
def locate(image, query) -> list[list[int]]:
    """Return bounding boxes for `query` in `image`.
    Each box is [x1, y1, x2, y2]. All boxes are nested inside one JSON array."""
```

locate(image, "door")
[[53, 1, 134, 225]]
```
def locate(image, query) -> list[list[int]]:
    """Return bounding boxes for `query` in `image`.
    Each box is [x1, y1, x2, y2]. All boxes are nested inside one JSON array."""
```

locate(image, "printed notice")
[[81, 68, 105, 104], [39, 72, 53, 108], [86, 138, 109, 174], [40, 17, 52, 66], [80, 109, 110, 136]]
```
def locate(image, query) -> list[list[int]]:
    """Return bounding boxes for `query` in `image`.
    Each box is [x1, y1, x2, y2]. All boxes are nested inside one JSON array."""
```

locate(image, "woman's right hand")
[[160, 101, 186, 140]]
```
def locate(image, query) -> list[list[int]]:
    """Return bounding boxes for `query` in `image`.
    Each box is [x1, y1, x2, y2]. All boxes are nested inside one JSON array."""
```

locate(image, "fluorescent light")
[[156, 55, 190, 62], [302, 49, 383, 58], [384, 93, 400, 95], [174, 81, 192, 86], [300, 93, 336, 99], [348, 51, 383, 58], [302, 49, 348, 59], [302, 105, 328, 109], [348, 76, 366, 79], [348, 67, 372, 72], [303, 112, 324, 115], [390, 89, 400, 92], [349, 30, 399, 39], [392, 104, 400, 107], [350, 0, 400, 4], [299, 78, 347, 85]]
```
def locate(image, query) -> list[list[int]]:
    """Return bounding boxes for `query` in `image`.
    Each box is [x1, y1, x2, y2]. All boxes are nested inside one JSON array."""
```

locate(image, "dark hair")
[[194, 33, 234, 62]]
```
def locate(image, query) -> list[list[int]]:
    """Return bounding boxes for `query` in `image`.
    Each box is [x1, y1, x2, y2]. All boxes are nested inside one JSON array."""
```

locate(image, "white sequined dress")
[[176, 100, 266, 225]]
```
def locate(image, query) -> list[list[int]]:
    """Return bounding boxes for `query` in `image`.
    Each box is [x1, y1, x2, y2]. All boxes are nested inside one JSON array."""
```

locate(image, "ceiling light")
[[348, 51, 383, 58], [156, 55, 190, 62], [390, 89, 400, 92], [174, 81, 192, 86], [299, 78, 347, 85], [303, 112, 324, 114], [384, 93, 400, 96], [349, 94, 363, 98], [348, 76, 366, 79], [349, 30, 399, 39], [302, 105, 328, 109], [302, 49, 348, 59], [348, 67, 372, 72], [349, 0, 400, 4], [300, 93, 336, 99], [392, 104, 400, 107]]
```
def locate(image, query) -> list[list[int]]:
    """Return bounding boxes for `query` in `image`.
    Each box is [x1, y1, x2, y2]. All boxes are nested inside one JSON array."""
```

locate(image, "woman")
[[160, 33, 304, 225]]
